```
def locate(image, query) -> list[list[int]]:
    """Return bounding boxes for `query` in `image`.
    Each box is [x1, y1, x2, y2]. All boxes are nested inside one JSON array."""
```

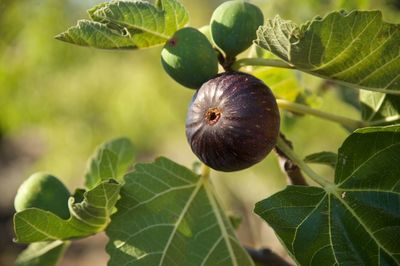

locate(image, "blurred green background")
[[1, 0, 399, 265]]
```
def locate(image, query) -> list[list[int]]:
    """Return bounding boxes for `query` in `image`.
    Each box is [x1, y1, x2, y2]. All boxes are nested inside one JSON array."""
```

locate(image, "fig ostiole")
[[185, 72, 280, 172], [14, 172, 70, 219], [161, 27, 219, 89], [210, 0, 264, 59]]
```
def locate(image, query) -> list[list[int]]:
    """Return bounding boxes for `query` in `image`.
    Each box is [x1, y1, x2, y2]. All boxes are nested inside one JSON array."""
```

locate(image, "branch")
[[231, 58, 294, 70], [274, 133, 308, 186], [245, 246, 293, 266], [276, 99, 364, 130]]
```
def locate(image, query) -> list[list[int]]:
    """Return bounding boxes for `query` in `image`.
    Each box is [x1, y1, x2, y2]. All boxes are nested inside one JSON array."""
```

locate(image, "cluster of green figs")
[[162, 0, 281, 172], [13, 1, 282, 215]]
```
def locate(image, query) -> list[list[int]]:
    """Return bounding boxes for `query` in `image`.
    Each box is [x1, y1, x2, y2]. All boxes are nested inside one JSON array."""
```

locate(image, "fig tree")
[[161, 27, 219, 89], [186, 72, 280, 172], [210, 0, 264, 58], [14, 173, 70, 219]]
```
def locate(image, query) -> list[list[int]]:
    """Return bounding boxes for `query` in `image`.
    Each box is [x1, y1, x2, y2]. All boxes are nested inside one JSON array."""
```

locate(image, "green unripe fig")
[[210, 0, 264, 58], [161, 27, 219, 89], [14, 173, 70, 219]]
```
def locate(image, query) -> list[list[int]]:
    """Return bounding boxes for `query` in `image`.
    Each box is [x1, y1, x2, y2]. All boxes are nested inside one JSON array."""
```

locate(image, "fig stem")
[[201, 164, 211, 178], [276, 99, 364, 129], [231, 58, 294, 71], [276, 136, 331, 187]]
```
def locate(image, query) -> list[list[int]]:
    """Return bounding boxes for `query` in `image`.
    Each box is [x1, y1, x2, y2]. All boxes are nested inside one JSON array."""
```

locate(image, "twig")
[[231, 58, 294, 70], [276, 99, 364, 130], [245, 246, 293, 266], [274, 133, 308, 186]]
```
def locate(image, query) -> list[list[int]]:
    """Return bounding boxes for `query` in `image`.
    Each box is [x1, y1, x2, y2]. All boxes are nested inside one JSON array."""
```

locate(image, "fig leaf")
[[256, 11, 400, 95], [15, 241, 70, 266], [255, 125, 400, 265], [14, 179, 121, 243], [85, 137, 135, 189], [56, 0, 189, 49], [106, 157, 254, 266]]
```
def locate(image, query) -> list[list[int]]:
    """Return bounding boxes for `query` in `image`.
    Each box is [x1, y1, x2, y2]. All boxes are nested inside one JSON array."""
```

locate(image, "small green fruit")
[[14, 173, 70, 219], [161, 27, 219, 89], [211, 0, 264, 58]]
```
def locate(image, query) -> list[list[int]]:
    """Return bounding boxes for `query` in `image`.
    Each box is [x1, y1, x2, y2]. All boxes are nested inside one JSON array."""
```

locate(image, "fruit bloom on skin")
[[186, 72, 280, 172], [14, 172, 70, 219], [211, 0, 264, 58], [161, 27, 219, 89]]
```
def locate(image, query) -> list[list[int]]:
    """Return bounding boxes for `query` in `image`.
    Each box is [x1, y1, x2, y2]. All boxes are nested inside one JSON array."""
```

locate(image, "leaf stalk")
[[275, 135, 331, 187]]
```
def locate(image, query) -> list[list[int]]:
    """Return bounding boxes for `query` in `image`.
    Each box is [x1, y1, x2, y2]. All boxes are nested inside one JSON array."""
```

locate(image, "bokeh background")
[[1, 0, 399, 265]]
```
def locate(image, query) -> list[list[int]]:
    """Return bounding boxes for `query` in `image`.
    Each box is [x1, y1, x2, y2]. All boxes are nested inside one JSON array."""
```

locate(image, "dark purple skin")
[[185, 72, 280, 172]]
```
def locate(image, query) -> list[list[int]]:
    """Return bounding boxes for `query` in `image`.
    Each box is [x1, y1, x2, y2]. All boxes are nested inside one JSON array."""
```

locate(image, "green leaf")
[[55, 20, 138, 49], [304, 151, 337, 168], [256, 11, 400, 94], [85, 137, 135, 189], [106, 157, 253, 266], [336, 84, 361, 111], [14, 180, 121, 243], [16, 241, 69, 266], [360, 90, 400, 124], [255, 125, 400, 265], [56, 0, 189, 49]]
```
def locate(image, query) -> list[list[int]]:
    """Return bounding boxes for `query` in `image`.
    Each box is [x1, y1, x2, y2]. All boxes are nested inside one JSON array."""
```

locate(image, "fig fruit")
[[14, 173, 70, 219], [186, 72, 280, 172], [161, 27, 219, 89], [210, 0, 264, 58]]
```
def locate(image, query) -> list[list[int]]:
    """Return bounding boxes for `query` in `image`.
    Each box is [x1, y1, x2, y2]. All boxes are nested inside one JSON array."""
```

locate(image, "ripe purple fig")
[[186, 72, 280, 172]]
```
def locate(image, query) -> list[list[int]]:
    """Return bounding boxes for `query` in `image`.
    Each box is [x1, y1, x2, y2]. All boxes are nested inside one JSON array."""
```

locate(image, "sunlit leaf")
[[255, 125, 400, 265], [85, 137, 135, 189], [106, 157, 253, 266], [56, 0, 189, 49], [256, 11, 400, 94], [360, 90, 400, 124], [15, 241, 69, 266], [55, 20, 137, 49], [252, 68, 302, 102], [14, 180, 121, 243]]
